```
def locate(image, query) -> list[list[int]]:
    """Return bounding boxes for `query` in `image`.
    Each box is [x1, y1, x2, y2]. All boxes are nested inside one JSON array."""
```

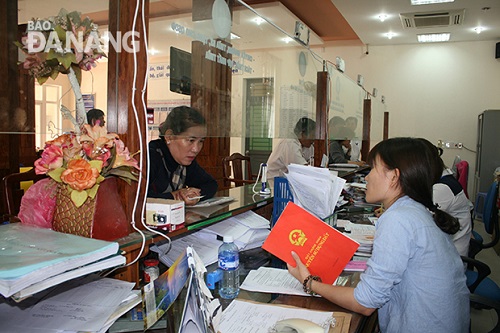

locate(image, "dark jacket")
[[147, 139, 218, 200], [328, 140, 350, 164]]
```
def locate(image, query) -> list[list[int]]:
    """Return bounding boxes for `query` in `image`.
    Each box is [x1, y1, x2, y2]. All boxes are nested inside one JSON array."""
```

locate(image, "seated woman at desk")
[[288, 137, 469, 333], [328, 125, 365, 166], [266, 117, 316, 179], [148, 106, 217, 206]]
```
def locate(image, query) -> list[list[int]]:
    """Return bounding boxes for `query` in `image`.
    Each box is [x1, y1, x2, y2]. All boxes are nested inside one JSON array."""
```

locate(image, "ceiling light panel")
[[411, 0, 454, 5], [417, 33, 450, 42]]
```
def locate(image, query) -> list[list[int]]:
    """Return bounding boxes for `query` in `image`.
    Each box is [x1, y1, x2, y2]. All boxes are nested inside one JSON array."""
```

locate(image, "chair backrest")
[[2, 168, 46, 216], [483, 181, 499, 236], [222, 153, 255, 188], [455, 160, 469, 198]]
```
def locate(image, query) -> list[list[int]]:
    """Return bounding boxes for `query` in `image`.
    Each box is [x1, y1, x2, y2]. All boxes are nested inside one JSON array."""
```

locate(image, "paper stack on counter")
[[0, 224, 124, 299], [151, 210, 270, 267], [343, 222, 375, 257], [285, 163, 346, 219], [0, 275, 138, 333]]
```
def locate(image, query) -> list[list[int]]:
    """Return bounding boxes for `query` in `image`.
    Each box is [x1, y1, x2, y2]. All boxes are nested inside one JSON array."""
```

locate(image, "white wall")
[[313, 40, 500, 196]]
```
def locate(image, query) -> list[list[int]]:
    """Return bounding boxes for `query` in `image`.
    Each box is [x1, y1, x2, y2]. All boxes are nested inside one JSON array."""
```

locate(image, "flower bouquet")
[[20, 124, 140, 240], [15, 8, 105, 128]]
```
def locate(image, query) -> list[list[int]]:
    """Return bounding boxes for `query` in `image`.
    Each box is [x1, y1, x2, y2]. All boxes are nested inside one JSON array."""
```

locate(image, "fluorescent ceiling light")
[[230, 33, 240, 39], [417, 33, 450, 42], [411, 0, 454, 5]]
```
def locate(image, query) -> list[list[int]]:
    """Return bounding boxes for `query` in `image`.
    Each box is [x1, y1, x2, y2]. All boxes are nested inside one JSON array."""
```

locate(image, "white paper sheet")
[[217, 299, 333, 333], [240, 267, 309, 296]]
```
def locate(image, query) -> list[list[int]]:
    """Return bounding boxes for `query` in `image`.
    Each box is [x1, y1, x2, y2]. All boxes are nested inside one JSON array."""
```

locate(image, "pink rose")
[[34, 144, 63, 174]]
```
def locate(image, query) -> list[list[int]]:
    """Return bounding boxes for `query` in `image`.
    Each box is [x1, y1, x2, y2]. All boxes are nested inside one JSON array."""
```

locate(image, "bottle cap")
[[223, 235, 234, 243], [144, 259, 159, 267]]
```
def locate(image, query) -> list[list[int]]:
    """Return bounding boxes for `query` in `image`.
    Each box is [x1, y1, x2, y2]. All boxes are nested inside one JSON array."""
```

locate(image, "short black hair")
[[293, 117, 316, 137], [86, 108, 105, 124]]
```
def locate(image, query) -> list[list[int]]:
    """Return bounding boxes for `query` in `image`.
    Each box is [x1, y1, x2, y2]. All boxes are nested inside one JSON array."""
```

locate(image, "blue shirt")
[[354, 196, 469, 333]]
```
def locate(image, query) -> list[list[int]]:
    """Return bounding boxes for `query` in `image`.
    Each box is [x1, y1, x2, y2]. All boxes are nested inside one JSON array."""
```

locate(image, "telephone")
[[274, 318, 326, 333]]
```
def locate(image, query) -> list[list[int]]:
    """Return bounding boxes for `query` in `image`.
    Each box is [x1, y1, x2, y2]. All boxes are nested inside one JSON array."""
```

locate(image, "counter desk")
[[113, 184, 273, 285], [113, 170, 377, 333]]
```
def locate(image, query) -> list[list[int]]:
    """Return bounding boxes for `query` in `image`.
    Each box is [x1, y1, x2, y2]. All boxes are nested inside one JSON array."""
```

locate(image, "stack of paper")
[[343, 222, 375, 257], [151, 211, 270, 267], [197, 210, 270, 251], [286, 163, 346, 219], [0, 224, 124, 298], [0, 275, 139, 333]]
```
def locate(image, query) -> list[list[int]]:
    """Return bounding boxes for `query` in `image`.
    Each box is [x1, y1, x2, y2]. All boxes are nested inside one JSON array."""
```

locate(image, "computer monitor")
[[170, 46, 191, 95]]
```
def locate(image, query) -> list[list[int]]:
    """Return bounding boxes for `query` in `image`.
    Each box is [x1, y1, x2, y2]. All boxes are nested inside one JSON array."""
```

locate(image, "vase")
[[52, 177, 130, 241]]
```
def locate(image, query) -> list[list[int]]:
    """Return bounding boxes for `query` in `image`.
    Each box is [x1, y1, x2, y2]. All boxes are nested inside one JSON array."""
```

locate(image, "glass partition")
[[370, 96, 386, 150], [146, 1, 323, 145], [13, 0, 386, 171], [326, 62, 364, 141]]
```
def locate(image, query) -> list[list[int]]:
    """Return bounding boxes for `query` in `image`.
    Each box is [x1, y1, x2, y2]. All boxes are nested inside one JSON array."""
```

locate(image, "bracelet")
[[302, 275, 322, 295]]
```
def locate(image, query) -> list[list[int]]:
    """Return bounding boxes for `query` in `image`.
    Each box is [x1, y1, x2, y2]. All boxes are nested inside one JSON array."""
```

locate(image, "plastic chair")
[[469, 181, 499, 259], [474, 191, 488, 220], [461, 256, 500, 333], [222, 153, 255, 188], [271, 177, 293, 227], [2, 168, 46, 217]]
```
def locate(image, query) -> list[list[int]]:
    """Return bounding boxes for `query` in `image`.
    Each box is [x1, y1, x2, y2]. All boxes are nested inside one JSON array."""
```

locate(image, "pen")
[[188, 195, 205, 200]]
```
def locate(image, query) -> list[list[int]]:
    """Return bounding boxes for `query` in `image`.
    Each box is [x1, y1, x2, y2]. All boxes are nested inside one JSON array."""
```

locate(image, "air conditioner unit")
[[400, 9, 465, 29]]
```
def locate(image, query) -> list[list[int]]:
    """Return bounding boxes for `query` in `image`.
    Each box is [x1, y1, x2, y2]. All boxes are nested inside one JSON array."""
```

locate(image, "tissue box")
[[146, 198, 185, 232]]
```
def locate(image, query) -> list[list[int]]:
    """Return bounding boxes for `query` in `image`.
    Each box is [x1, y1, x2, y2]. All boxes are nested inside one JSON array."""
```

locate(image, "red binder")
[[262, 202, 359, 285]]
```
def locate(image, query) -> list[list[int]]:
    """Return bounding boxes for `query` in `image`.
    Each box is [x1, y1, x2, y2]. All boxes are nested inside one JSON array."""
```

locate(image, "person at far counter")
[[148, 106, 217, 206], [288, 137, 469, 333], [328, 125, 365, 167], [420, 138, 473, 257], [266, 117, 316, 179], [86, 108, 106, 127]]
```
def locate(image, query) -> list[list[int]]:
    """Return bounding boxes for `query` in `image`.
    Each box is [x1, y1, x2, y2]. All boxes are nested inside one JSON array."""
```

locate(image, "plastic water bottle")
[[218, 235, 240, 299]]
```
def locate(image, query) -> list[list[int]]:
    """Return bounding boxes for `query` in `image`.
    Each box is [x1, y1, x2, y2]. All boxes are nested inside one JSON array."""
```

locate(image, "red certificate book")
[[262, 202, 360, 285]]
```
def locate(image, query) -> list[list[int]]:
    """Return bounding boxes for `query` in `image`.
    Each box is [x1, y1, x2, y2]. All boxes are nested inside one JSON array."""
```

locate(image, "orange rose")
[[60, 159, 100, 191]]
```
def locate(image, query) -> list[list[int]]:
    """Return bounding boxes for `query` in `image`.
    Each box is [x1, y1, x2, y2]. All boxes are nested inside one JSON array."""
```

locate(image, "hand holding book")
[[262, 202, 359, 285], [287, 251, 315, 290]]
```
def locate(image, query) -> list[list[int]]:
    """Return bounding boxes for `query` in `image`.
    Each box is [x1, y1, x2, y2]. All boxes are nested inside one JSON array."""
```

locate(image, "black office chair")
[[469, 181, 499, 259], [461, 256, 500, 333]]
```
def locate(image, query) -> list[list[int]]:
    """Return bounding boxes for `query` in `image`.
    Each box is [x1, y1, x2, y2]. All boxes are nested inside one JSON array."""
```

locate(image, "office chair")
[[461, 256, 500, 333], [469, 181, 499, 259], [456, 160, 469, 198], [222, 153, 256, 188], [2, 168, 46, 217]]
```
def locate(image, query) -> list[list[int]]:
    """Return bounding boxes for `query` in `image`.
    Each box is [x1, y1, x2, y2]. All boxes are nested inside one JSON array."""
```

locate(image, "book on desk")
[[262, 202, 359, 285], [0, 223, 125, 298]]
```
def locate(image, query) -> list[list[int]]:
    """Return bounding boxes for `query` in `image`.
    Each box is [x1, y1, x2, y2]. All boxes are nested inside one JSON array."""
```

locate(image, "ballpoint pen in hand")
[[187, 195, 205, 201]]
